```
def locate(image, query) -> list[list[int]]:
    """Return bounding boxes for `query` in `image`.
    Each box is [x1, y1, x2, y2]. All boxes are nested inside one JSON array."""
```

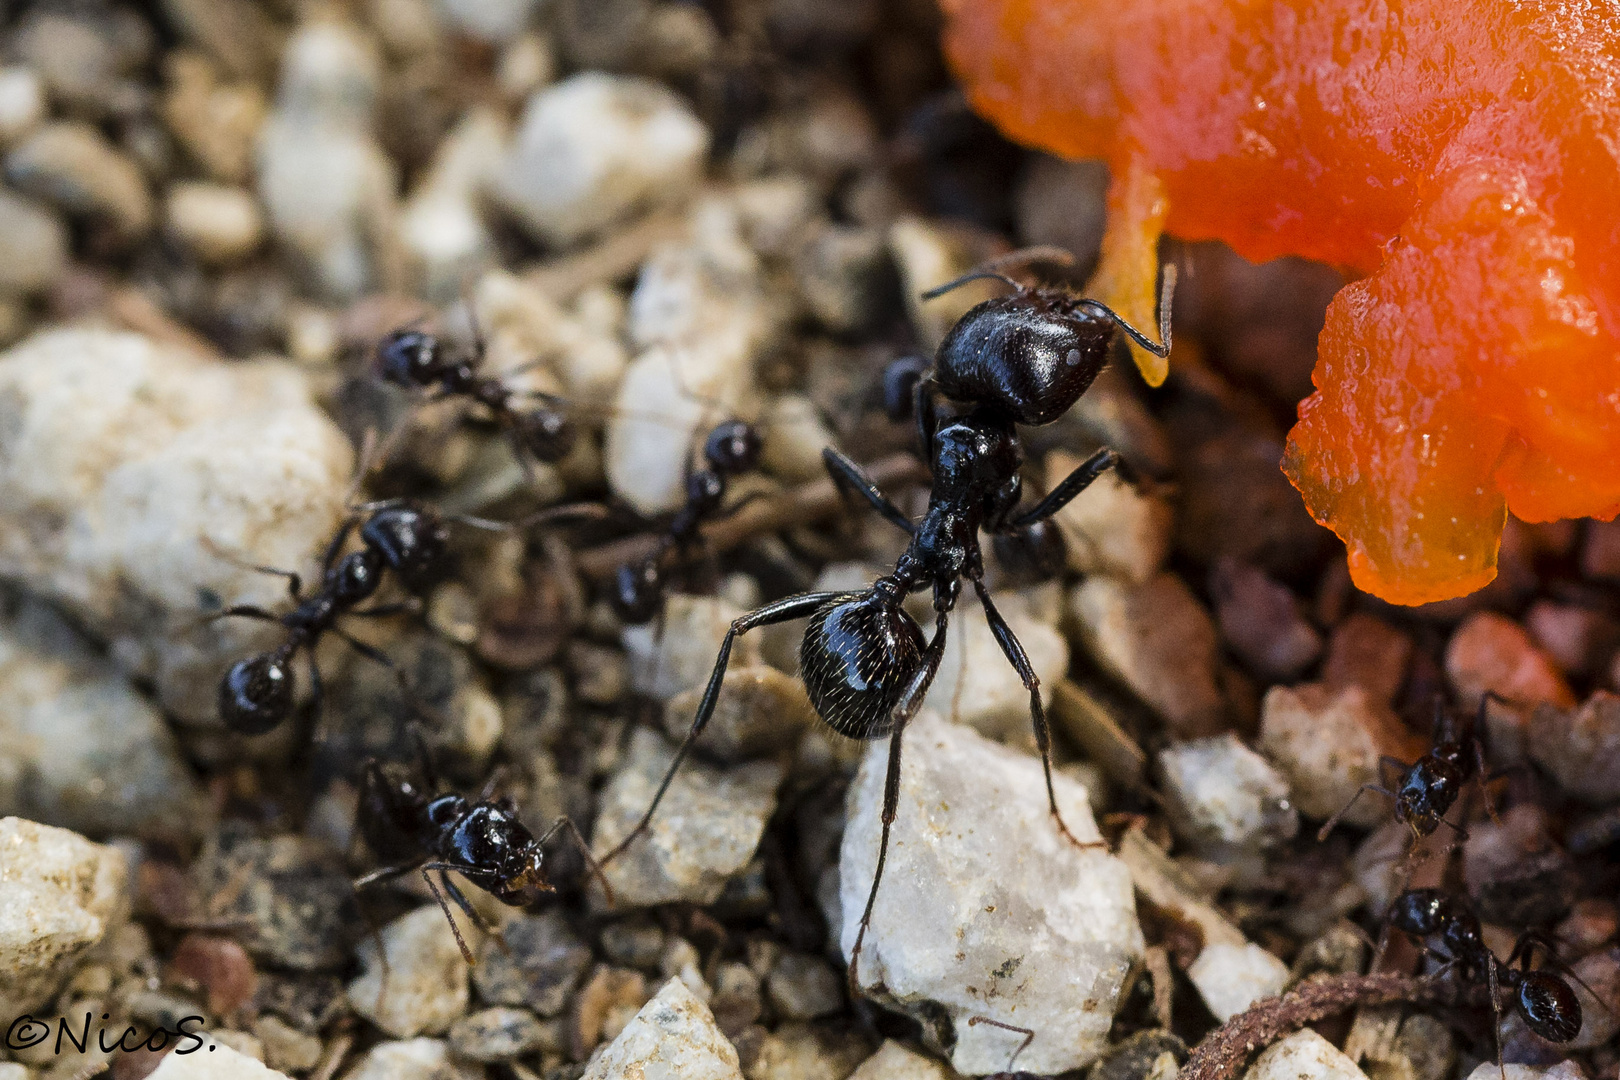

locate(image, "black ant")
[[376, 321, 577, 475], [352, 755, 609, 964], [1318, 693, 1511, 843], [609, 418, 764, 624], [1389, 887, 1589, 1052], [598, 245, 1174, 991], [212, 499, 597, 735]]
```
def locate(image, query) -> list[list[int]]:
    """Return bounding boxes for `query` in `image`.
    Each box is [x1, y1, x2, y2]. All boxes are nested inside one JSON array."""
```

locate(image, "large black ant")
[[609, 418, 764, 624], [1318, 694, 1511, 843], [352, 755, 609, 964], [599, 245, 1174, 990], [376, 321, 577, 475], [1389, 887, 1588, 1051], [212, 499, 597, 735]]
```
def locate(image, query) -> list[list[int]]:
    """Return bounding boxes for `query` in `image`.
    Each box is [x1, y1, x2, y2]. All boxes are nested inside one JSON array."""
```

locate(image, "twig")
[[1180, 973, 1470, 1080], [574, 453, 928, 581]]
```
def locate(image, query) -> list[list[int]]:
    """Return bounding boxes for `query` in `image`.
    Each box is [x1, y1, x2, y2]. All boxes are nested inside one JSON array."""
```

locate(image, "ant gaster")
[[599, 246, 1174, 992], [353, 756, 609, 964], [377, 323, 577, 472], [1390, 887, 1586, 1048], [1318, 693, 1510, 842], [610, 418, 764, 624]]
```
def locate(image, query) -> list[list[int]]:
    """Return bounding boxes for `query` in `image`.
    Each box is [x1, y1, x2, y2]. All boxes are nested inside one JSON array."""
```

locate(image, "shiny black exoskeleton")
[[353, 758, 602, 963], [609, 419, 764, 624], [212, 501, 454, 735], [1390, 887, 1585, 1046], [1319, 694, 1506, 842], [377, 326, 577, 470], [599, 246, 1174, 992]]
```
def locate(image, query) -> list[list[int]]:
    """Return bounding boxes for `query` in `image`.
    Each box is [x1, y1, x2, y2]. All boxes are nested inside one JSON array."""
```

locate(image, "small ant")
[[1389, 887, 1588, 1050], [213, 498, 597, 735], [599, 245, 1173, 992], [376, 321, 577, 475], [1318, 693, 1512, 843], [352, 755, 609, 964], [609, 418, 764, 624]]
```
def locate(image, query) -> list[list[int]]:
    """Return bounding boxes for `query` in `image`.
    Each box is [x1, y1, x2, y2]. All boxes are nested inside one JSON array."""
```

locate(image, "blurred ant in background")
[[352, 749, 609, 964], [609, 417, 764, 625], [599, 245, 1174, 992]]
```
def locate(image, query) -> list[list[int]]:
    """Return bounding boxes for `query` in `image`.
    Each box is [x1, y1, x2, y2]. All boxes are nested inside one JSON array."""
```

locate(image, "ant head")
[[325, 548, 384, 607], [514, 408, 577, 464], [610, 560, 663, 625], [799, 583, 927, 740], [491, 843, 553, 907], [378, 329, 442, 388], [1518, 971, 1582, 1043], [991, 520, 1067, 584], [219, 652, 295, 734], [685, 468, 726, 515], [703, 420, 762, 475], [1394, 759, 1458, 836], [1390, 888, 1451, 937], [934, 291, 1118, 426], [882, 356, 931, 422], [451, 804, 554, 906], [360, 503, 452, 593]]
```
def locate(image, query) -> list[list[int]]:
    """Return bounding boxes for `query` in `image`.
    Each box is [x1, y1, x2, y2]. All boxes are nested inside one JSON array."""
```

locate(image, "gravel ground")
[[0, 3, 1616, 1080]]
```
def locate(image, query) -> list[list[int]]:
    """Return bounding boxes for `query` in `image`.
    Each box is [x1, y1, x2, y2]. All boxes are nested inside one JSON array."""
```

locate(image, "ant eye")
[[219, 654, 294, 735]]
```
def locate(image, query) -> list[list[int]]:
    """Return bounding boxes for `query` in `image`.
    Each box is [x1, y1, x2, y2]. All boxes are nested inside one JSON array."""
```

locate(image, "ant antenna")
[[920, 245, 1081, 301], [1075, 263, 1176, 358], [966, 1016, 1035, 1075], [920, 270, 1027, 301]]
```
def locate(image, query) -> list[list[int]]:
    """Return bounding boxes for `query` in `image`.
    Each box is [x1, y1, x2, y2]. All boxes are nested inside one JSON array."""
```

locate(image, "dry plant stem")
[[525, 210, 687, 302], [575, 452, 928, 581], [1181, 973, 1467, 1080]]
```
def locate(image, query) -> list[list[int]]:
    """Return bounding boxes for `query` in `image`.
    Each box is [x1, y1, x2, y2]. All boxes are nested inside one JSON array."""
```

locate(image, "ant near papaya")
[[1388, 887, 1597, 1061], [352, 748, 611, 964], [1318, 693, 1515, 844], [598, 244, 1174, 993], [609, 417, 765, 625]]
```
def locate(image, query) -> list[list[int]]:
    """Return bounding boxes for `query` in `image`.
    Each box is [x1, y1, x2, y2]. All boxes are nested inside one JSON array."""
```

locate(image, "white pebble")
[[582, 977, 743, 1080], [1243, 1030, 1370, 1080], [1158, 735, 1297, 853], [841, 712, 1141, 1076], [923, 589, 1068, 743], [166, 181, 263, 264], [0, 67, 45, 145], [342, 1038, 483, 1080], [1048, 451, 1172, 584], [348, 905, 471, 1038], [1188, 941, 1290, 1022], [148, 1040, 290, 1080]]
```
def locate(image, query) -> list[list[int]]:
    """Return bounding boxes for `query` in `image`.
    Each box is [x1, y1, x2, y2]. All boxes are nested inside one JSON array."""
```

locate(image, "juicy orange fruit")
[[941, 0, 1620, 604]]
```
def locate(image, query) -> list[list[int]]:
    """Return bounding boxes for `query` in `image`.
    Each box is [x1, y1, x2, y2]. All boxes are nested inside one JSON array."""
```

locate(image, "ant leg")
[[450, 502, 611, 534], [823, 448, 915, 534], [973, 579, 1102, 851], [419, 866, 477, 965], [849, 610, 950, 997], [320, 517, 358, 575], [966, 1016, 1036, 1073], [1487, 956, 1506, 1080], [536, 816, 617, 907], [601, 591, 847, 865], [346, 601, 419, 619], [353, 861, 418, 890], [331, 629, 448, 728], [201, 537, 305, 599], [1315, 784, 1397, 841], [203, 604, 282, 625], [1006, 447, 1121, 530], [912, 376, 939, 463], [430, 867, 511, 956]]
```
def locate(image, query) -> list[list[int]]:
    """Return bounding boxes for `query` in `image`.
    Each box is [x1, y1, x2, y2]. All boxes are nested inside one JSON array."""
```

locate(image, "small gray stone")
[[0, 598, 209, 842], [471, 909, 591, 1016], [6, 121, 152, 240], [0, 190, 67, 297], [1527, 692, 1620, 804], [492, 72, 709, 249], [14, 10, 152, 119], [765, 953, 843, 1021], [0, 817, 127, 1016], [846, 1040, 954, 1080], [592, 728, 782, 906], [349, 904, 472, 1038], [252, 1015, 323, 1074], [449, 1007, 548, 1062], [0, 67, 46, 146], [1157, 735, 1297, 854], [624, 594, 763, 702], [583, 977, 742, 1080], [1259, 683, 1425, 827], [1070, 573, 1226, 737], [841, 712, 1141, 1076], [663, 665, 819, 762], [744, 1022, 872, 1080], [193, 828, 359, 972]]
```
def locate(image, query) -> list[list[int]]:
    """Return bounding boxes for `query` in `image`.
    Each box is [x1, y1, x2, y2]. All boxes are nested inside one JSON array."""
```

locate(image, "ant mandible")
[[214, 498, 596, 735], [352, 755, 610, 964], [599, 245, 1174, 990], [376, 316, 577, 475], [1318, 693, 1512, 843], [1389, 887, 1586, 1050], [609, 418, 764, 624]]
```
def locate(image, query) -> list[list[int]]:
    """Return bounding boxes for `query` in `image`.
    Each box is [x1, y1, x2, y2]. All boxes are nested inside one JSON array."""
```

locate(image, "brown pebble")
[[1525, 600, 1620, 679], [1528, 691, 1620, 804], [1209, 557, 1322, 682], [572, 964, 650, 1059], [1321, 612, 1413, 707], [168, 933, 259, 1017], [1582, 518, 1620, 582], [1444, 611, 1574, 709]]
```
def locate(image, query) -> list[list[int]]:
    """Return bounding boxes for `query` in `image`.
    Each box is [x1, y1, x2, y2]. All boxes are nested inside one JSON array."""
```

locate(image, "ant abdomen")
[[934, 296, 1116, 426], [219, 652, 295, 734], [1519, 971, 1582, 1042], [799, 588, 928, 740]]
